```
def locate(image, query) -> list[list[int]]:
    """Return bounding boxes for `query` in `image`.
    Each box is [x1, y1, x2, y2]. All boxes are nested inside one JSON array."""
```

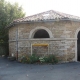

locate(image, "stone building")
[[8, 10, 80, 62]]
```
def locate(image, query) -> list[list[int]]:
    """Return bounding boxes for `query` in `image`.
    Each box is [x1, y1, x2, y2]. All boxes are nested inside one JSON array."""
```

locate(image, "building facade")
[[8, 10, 80, 62]]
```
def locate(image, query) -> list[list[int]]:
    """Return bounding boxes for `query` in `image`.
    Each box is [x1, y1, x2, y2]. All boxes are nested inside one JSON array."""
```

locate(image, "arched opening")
[[29, 26, 53, 38], [33, 29, 50, 38], [77, 31, 80, 61]]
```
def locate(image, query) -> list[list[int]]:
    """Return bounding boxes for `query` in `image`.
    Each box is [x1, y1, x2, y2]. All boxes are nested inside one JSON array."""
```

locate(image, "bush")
[[20, 53, 39, 64], [20, 54, 58, 64], [44, 55, 58, 64], [29, 53, 39, 64], [39, 57, 45, 63]]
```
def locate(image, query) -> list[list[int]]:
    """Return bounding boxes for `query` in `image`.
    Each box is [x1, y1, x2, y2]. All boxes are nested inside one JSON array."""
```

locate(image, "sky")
[[5, 0, 80, 17]]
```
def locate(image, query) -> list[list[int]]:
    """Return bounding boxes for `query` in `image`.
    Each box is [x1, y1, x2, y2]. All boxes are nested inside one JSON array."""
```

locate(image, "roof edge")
[[6, 18, 80, 29]]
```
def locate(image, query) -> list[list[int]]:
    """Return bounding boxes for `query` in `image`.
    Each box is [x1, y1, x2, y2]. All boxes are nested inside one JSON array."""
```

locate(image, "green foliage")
[[39, 57, 45, 63], [20, 54, 58, 64], [20, 53, 39, 64], [0, 0, 25, 56], [29, 53, 39, 64], [44, 55, 58, 64]]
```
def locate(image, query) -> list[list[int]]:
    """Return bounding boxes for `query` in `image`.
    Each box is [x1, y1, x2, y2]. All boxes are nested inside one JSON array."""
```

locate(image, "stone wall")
[[9, 20, 80, 62], [66, 40, 75, 61]]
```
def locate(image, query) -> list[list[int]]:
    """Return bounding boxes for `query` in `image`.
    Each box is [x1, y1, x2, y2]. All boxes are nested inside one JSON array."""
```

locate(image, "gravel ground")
[[0, 57, 80, 80]]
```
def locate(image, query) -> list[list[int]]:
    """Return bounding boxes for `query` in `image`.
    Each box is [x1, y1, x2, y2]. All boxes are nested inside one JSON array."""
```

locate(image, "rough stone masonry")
[[8, 10, 80, 62]]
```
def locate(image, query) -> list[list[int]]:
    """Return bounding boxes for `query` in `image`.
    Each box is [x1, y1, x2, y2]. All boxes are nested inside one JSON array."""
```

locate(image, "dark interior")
[[33, 29, 50, 38], [77, 31, 80, 61]]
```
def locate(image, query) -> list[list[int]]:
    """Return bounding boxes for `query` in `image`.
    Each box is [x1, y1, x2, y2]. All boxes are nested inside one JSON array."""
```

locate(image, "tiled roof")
[[13, 10, 80, 23]]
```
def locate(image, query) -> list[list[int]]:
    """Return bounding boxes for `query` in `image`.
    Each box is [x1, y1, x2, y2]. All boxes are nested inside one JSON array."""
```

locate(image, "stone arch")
[[75, 27, 80, 61], [29, 26, 53, 38]]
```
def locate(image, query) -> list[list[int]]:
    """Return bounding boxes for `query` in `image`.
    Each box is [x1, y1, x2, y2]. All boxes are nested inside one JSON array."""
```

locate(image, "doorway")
[[77, 31, 80, 61]]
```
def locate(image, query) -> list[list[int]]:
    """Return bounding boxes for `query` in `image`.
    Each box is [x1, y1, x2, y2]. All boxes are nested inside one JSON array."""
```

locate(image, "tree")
[[0, 0, 25, 56]]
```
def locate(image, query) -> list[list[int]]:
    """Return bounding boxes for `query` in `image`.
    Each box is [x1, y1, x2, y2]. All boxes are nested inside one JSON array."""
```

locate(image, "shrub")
[[39, 57, 45, 63], [29, 53, 39, 64], [20, 53, 39, 64], [44, 54, 58, 64], [20, 54, 58, 64]]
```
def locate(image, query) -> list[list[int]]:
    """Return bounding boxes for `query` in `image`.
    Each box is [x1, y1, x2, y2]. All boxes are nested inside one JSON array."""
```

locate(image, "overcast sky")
[[5, 0, 80, 17]]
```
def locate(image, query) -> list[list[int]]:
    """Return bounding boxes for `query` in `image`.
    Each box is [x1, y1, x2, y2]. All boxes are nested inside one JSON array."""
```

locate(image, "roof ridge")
[[13, 10, 80, 23]]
